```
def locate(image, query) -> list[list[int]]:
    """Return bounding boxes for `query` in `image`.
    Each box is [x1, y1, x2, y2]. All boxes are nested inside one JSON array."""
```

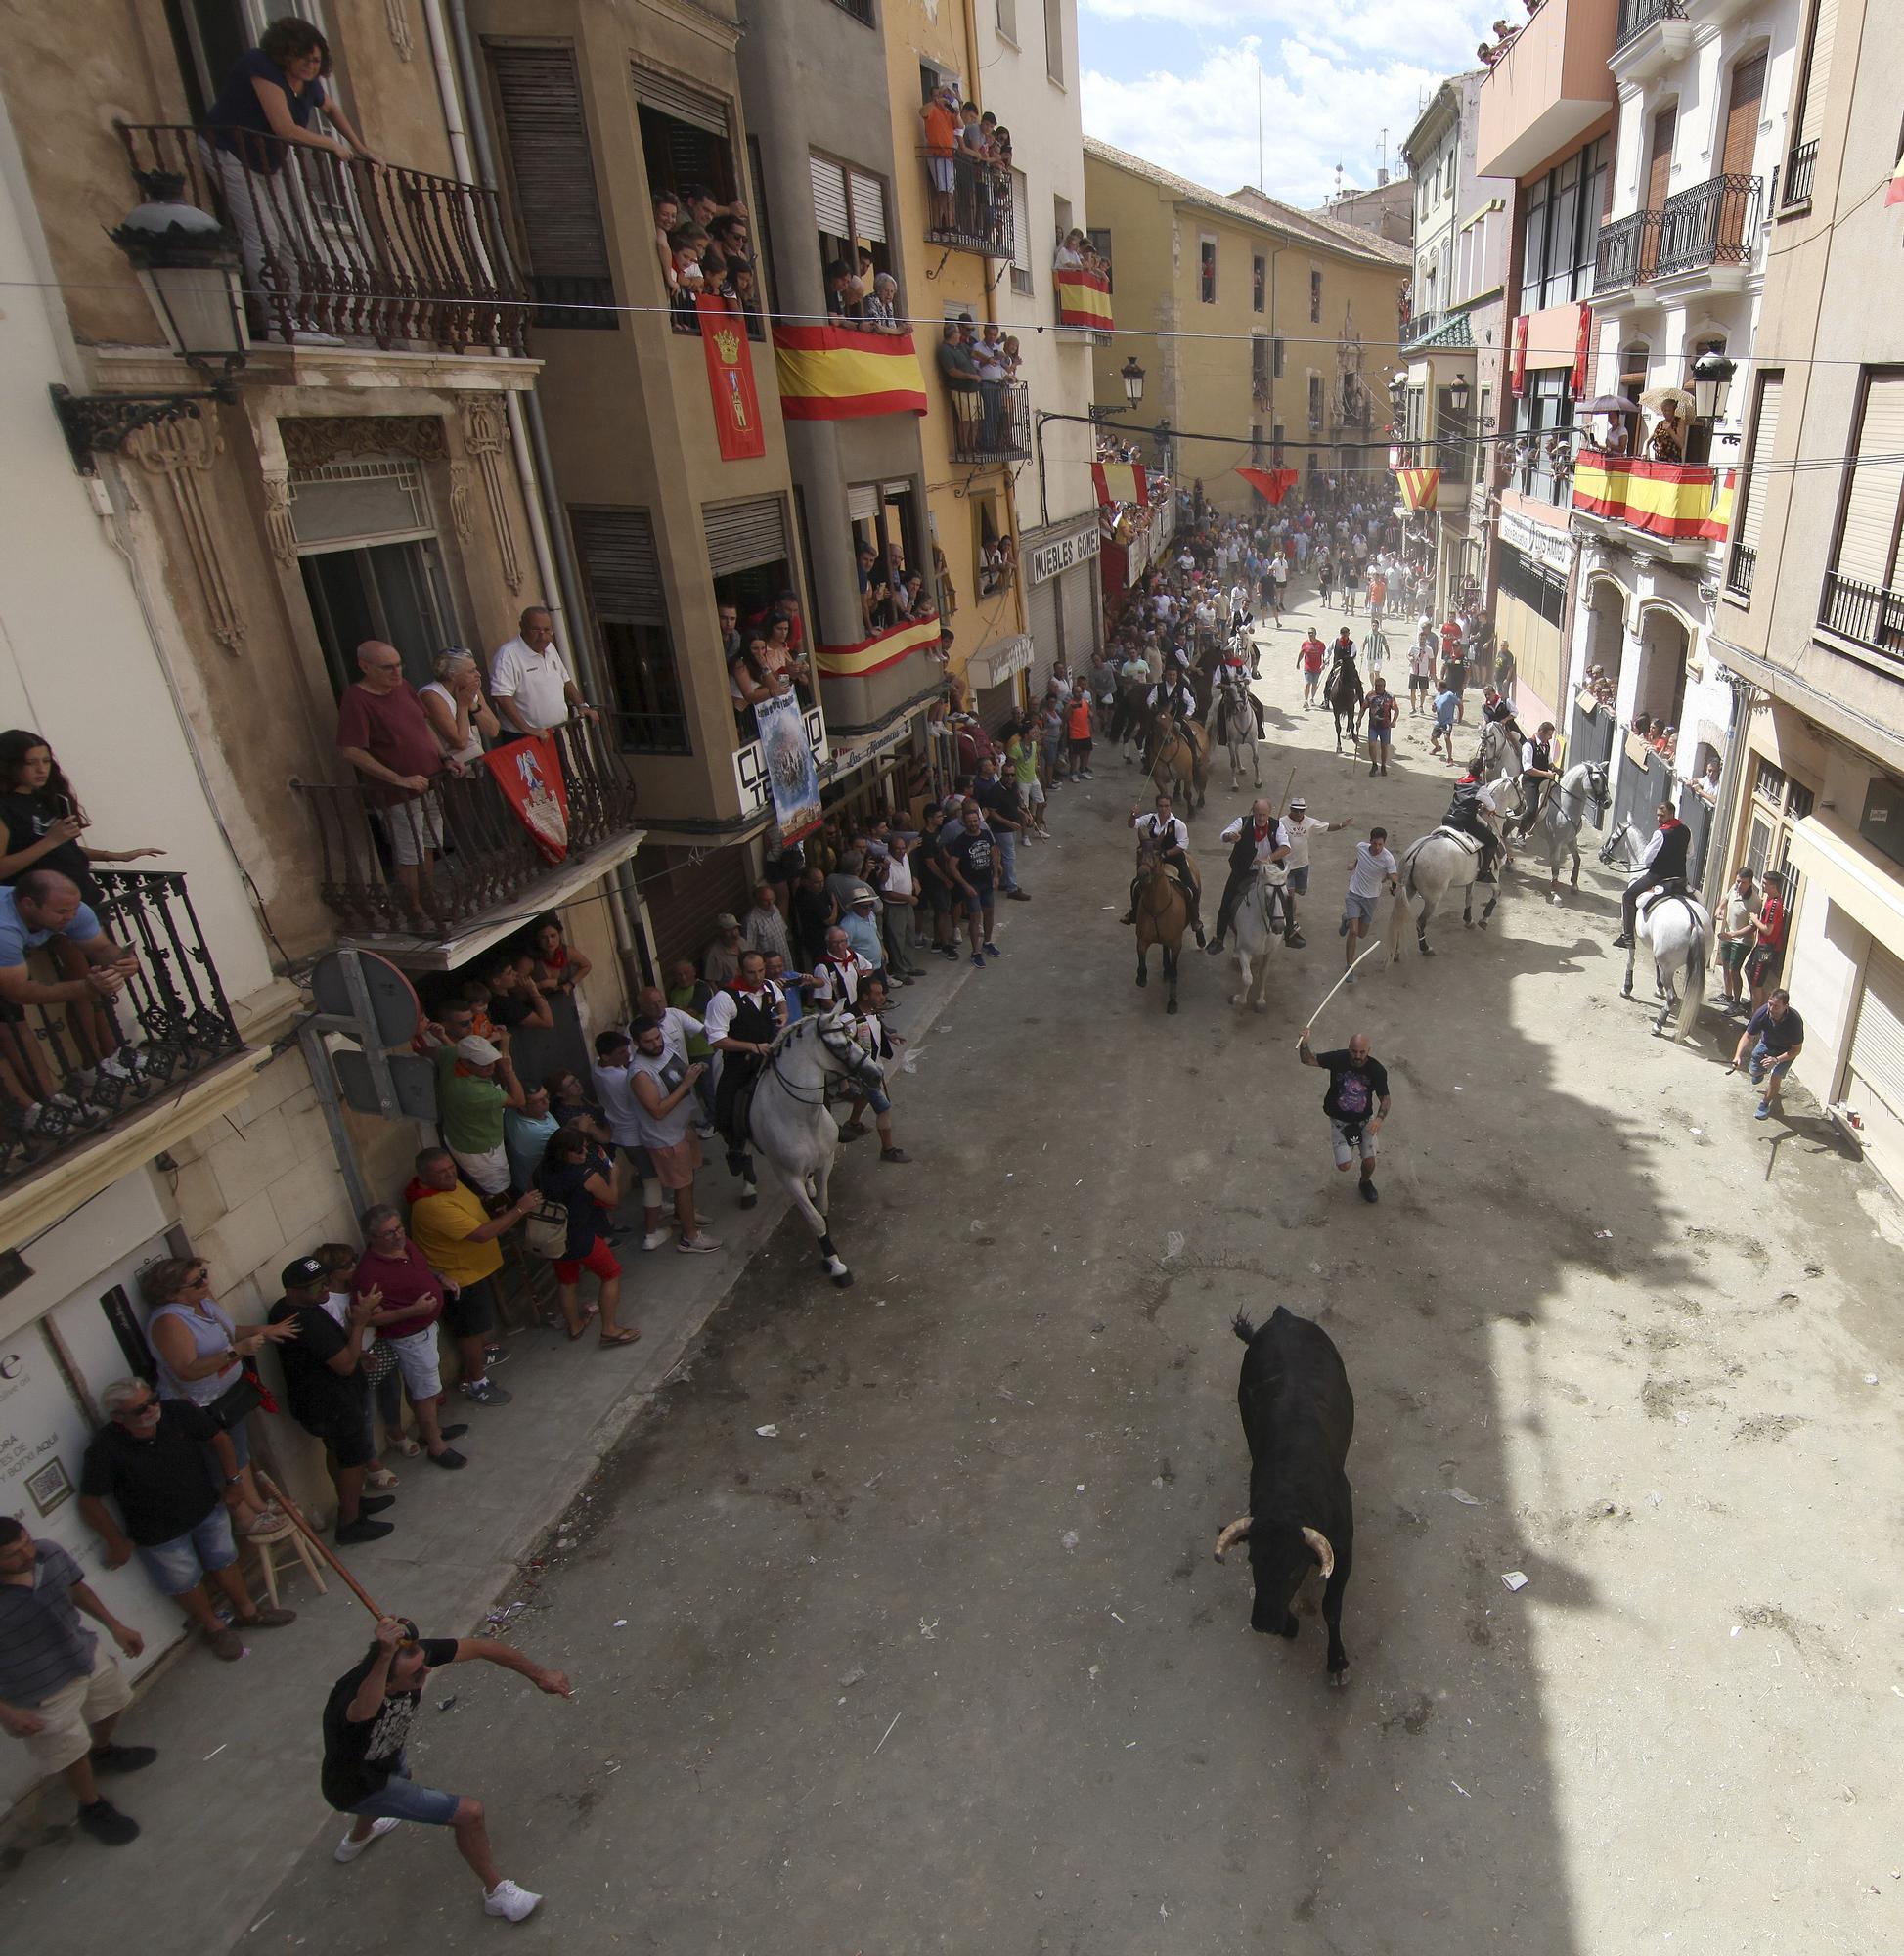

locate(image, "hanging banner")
[[1054, 267, 1114, 333], [1234, 465, 1299, 505], [1091, 460, 1147, 506], [1395, 467, 1441, 511], [772, 325, 927, 421], [752, 690, 820, 841], [1571, 457, 1736, 541], [696, 294, 767, 461], [814, 611, 944, 680], [483, 734, 569, 865], [1511, 314, 1529, 398], [1571, 302, 1594, 401]]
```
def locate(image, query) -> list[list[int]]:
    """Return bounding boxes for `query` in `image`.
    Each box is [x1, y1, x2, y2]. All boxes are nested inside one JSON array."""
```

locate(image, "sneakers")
[[971, 953, 987, 967], [336, 1515, 396, 1544], [1754, 1100, 1771, 1120], [484, 1343, 511, 1368], [484, 1880, 542, 1923], [676, 1232, 722, 1254], [335, 1816, 401, 1863], [879, 1145, 911, 1163], [1359, 1179, 1380, 1204], [461, 1378, 512, 1406], [983, 941, 1001, 957], [1005, 888, 1032, 902], [641, 1228, 672, 1252], [77, 1798, 140, 1846]]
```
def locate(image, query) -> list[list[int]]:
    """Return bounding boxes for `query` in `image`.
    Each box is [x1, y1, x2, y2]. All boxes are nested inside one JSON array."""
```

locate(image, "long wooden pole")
[[256, 1470, 389, 1622], [1294, 940, 1385, 1049]]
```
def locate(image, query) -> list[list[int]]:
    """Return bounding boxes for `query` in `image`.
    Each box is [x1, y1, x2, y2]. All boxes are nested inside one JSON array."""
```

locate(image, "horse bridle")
[[765, 1014, 879, 1105]]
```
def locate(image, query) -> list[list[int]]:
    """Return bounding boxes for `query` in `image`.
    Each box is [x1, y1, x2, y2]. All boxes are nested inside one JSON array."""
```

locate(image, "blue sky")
[[1078, 1, 1500, 210]]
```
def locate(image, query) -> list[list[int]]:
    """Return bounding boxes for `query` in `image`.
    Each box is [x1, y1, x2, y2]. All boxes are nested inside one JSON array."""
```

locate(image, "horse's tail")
[[1232, 1310, 1257, 1345], [1387, 883, 1412, 961], [1675, 910, 1707, 1042]]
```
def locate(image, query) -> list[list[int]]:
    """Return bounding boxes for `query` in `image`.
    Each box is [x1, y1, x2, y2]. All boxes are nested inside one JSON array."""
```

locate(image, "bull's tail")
[[1232, 1310, 1258, 1345]]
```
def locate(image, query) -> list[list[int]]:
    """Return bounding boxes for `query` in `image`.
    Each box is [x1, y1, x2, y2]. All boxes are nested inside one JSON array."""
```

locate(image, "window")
[[830, 0, 874, 20], [1199, 236, 1217, 303], [1252, 336, 1270, 406], [1822, 369, 1904, 651], [1009, 169, 1033, 295], [849, 481, 928, 635], [1273, 335, 1285, 379], [485, 42, 615, 329], [1787, 0, 1839, 195], [1271, 421, 1285, 461], [812, 155, 892, 321], [1054, 193, 1073, 243], [569, 507, 689, 754], [1252, 253, 1265, 314], [1476, 388, 1493, 483], [635, 70, 759, 336], [1515, 136, 1611, 310], [1511, 371, 1574, 509], [706, 500, 805, 723], [996, 0, 1017, 39], [1309, 269, 1322, 323], [1251, 422, 1264, 465], [1307, 373, 1324, 429], [1043, 0, 1064, 84]]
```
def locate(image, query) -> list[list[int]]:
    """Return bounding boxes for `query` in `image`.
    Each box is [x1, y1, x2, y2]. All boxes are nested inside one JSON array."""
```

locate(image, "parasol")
[[1638, 384, 1694, 416]]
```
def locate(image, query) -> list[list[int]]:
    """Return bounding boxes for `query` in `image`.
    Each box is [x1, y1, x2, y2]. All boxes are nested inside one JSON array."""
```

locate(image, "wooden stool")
[[247, 1517, 328, 1609]]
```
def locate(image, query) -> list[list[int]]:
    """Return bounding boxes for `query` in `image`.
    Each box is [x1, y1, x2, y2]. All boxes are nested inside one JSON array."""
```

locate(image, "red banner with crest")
[[483, 734, 570, 865], [696, 294, 767, 461]]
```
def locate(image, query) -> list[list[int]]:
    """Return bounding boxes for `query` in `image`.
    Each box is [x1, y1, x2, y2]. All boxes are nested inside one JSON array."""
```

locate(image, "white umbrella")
[[1580, 393, 1637, 416], [1639, 384, 1694, 416]]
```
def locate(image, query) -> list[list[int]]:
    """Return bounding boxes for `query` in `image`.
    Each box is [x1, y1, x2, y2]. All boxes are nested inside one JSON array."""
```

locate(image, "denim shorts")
[[348, 1755, 460, 1826], [1749, 1042, 1793, 1087], [859, 1085, 892, 1116], [136, 1504, 237, 1595], [1330, 1119, 1378, 1166], [1288, 865, 1310, 895]]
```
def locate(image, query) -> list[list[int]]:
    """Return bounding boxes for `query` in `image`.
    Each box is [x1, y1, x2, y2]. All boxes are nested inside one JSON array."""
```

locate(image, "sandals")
[[565, 1303, 602, 1341], [598, 1327, 642, 1348]]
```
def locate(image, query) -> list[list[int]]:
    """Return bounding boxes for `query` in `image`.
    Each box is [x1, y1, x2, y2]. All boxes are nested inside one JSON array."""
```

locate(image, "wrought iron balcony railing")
[[1780, 140, 1818, 209], [1819, 572, 1904, 664], [1655, 173, 1761, 278], [120, 123, 529, 355], [1593, 209, 1657, 294], [1726, 543, 1756, 601], [1616, 0, 1687, 48], [918, 148, 1014, 259], [948, 378, 1031, 464], [293, 720, 638, 938], [0, 870, 245, 1190]]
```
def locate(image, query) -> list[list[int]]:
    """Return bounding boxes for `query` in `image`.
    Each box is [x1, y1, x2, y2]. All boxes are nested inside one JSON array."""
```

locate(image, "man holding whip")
[[1298, 1024, 1393, 1204]]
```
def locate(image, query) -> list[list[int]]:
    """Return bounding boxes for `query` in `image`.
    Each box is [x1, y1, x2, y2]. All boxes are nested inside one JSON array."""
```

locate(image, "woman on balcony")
[[418, 651, 500, 768], [201, 18, 380, 347]]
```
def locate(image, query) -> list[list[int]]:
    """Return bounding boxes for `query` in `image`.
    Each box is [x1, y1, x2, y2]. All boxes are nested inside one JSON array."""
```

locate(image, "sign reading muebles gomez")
[[1025, 520, 1101, 584]]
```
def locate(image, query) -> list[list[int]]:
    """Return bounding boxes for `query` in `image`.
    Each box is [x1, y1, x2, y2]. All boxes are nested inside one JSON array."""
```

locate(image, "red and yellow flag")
[[1572, 456, 1735, 541], [1395, 467, 1441, 511], [1235, 465, 1298, 505], [814, 613, 943, 681], [1091, 460, 1147, 506], [697, 295, 766, 461], [1055, 267, 1114, 333], [773, 325, 927, 422]]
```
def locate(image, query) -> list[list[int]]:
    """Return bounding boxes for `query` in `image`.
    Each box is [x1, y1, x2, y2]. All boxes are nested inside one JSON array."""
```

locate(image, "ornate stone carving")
[[261, 468, 296, 569], [448, 460, 473, 544], [459, 394, 522, 594], [385, 0, 415, 60], [127, 414, 246, 653], [280, 415, 448, 470]]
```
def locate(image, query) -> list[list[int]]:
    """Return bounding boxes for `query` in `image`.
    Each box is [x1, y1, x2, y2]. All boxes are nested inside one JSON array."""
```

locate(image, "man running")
[[1429, 679, 1460, 762], [1297, 1025, 1392, 1203], [1340, 826, 1398, 976], [1514, 720, 1559, 835], [325, 1614, 569, 1923], [1278, 794, 1336, 949], [1441, 760, 1505, 883], [1297, 629, 1327, 710], [1122, 792, 1203, 943], [1364, 676, 1397, 777], [1732, 986, 1803, 1122], [1613, 801, 1692, 948], [1206, 797, 1290, 954]]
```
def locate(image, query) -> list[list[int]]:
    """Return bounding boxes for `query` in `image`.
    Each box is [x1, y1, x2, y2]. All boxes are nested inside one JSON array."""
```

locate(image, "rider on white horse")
[[1440, 760, 1506, 884], [1613, 801, 1695, 949], [704, 949, 788, 1202], [1512, 721, 1560, 836], [1216, 643, 1265, 738], [1206, 798, 1291, 955]]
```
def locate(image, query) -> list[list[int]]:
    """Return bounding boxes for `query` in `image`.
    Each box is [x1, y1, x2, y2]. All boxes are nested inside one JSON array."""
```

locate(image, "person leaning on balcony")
[[652, 190, 681, 294], [1648, 405, 1685, 464], [418, 650, 500, 768], [863, 273, 903, 334], [919, 82, 959, 232], [490, 608, 593, 735], [974, 325, 1008, 451], [201, 18, 379, 349]]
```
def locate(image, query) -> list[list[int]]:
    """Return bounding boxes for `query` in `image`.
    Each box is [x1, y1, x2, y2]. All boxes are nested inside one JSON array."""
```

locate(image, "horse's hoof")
[[1477, 919, 1489, 932], [1651, 1024, 1665, 1039], [1167, 999, 1179, 1014], [1620, 983, 1634, 999], [1328, 1667, 1351, 1690], [1463, 917, 1473, 929], [831, 1269, 855, 1289], [1253, 1000, 1266, 1015], [1229, 993, 1245, 1008], [1135, 970, 1147, 987], [1420, 945, 1436, 956]]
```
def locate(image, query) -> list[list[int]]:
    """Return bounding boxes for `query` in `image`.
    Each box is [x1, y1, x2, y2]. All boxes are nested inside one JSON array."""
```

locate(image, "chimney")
[[1377, 166, 1389, 186]]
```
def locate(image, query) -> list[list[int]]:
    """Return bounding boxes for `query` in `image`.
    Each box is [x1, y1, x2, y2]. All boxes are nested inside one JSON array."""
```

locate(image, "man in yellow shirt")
[[406, 1148, 538, 1407]]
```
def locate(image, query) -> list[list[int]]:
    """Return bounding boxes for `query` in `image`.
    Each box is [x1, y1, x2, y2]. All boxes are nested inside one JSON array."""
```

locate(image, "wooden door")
[[1719, 55, 1765, 251], [1641, 107, 1675, 274]]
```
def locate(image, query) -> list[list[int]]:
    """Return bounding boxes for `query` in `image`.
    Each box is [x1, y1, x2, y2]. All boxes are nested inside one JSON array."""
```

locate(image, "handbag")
[[522, 1196, 571, 1262], [206, 1368, 265, 1430], [361, 1333, 397, 1388]]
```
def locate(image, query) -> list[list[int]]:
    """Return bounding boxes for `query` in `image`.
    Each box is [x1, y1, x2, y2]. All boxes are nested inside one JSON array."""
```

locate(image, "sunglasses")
[[115, 1399, 159, 1419]]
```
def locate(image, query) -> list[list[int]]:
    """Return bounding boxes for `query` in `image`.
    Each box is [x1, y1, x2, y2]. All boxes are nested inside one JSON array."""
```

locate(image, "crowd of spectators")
[[934, 317, 1025, 454], [917, 80, 1013, 251], [654, 185, 759, 333]]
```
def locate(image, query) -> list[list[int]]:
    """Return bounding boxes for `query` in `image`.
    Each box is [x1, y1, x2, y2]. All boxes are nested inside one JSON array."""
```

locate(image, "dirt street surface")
[[255, 595, 1903, 1954]]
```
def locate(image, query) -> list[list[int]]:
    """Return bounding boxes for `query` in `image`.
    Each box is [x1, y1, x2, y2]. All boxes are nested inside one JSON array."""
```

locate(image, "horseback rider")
[[1514, 720, 1559, 836], [1121, 791, 1204, 943], [1206, 797, 1290, 954], [1441, 757, 1505, 883], [1143, 668, 1200, 768], [1216, 642, 1265, 739], [1481, 687, 1525, 743], [1613, 801, 1693, 948], [1325, 626, 1358, 684], [703, 949, 787, 1196]]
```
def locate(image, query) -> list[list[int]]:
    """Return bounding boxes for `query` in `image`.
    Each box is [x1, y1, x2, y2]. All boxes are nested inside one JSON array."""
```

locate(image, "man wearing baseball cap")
[[267, 1258, 396, 1545], [428, 1035, 522, 1197], [1279, 795, 1340, 950]]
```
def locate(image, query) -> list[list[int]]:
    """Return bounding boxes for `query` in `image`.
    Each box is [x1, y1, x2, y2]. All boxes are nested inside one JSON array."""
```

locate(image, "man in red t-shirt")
[[335, 641, 461, 916], [355, 1205, 468, 1471], [1747, 871, 1789, 1009], [1297, 631, 1327, 710]]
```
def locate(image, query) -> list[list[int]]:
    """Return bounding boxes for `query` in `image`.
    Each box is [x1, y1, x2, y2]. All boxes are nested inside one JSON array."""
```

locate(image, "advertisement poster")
[[753, 691, 820, 841]]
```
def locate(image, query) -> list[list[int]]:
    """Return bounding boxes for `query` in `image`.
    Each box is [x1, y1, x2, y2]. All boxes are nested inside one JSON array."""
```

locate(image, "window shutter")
[[486, 44, 611, 282], [848, 484, 879, 523], [1796, 0, 1838, 151], [703, 497, 789, 576], [848, 171, 887, 244], [631, 68, 729, 135], [569, 508, 667, 624], [1011, 169, 1032, 275], [811, 156, 850, 238], [1835, 375, 1904, 588], [1735, 375, 1783, 554]]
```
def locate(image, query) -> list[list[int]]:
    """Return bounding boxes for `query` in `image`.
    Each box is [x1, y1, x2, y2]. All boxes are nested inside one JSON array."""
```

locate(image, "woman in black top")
[[0, 730, 164, 902]]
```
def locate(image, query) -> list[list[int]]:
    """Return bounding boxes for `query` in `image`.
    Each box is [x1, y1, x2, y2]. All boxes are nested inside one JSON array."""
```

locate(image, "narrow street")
[[240, 599, 1904, 1953]]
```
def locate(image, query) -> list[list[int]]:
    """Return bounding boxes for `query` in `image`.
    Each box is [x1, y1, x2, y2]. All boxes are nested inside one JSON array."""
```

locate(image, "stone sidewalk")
[[0, 927, 995, 1952]]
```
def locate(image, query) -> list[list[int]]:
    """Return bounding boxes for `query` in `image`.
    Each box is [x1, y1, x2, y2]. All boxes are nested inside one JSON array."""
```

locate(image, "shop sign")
[[1025, 520, 1101, 585]]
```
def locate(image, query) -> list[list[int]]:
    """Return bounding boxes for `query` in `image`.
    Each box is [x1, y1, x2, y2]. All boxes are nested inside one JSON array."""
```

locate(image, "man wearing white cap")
[[430, 1035, 522, 1196], [1278, 796, 1340, 950]]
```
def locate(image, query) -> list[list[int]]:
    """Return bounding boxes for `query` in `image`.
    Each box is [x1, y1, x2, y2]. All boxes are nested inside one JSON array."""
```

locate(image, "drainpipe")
[[429, 0, 642, 989]]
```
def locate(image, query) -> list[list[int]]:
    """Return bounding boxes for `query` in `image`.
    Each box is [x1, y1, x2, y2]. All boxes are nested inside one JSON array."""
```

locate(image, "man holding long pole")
[[1298, 1025, 1393, 1204]]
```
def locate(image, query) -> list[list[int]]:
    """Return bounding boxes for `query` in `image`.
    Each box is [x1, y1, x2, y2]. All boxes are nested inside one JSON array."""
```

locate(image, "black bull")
[[1215, 1307, 1356, 1684]]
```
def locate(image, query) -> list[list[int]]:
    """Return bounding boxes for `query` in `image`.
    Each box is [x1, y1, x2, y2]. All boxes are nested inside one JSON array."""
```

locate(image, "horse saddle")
[[1432, 825, 1483, 855], [1639, 878, 1690, 919]]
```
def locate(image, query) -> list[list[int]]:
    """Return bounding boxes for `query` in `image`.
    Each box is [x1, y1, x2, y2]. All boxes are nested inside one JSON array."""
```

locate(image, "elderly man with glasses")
[[355, 1204, 470, 1470], [77, 1382, 296, 1662]]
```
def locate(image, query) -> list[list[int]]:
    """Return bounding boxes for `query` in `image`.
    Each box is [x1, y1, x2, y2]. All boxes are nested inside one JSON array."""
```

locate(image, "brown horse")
[[1149, 711, 1210, 812], [1134, 839, 1197, 1014]]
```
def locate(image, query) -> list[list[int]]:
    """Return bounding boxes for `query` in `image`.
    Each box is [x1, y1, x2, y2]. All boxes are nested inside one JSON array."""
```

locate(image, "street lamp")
[[1386, 369, 1408, 418], [1120, 356, 1146, 410], [51, 169, 248, 473], [1449, 373, 1472, 417], [1691, 349, 1737, 422]]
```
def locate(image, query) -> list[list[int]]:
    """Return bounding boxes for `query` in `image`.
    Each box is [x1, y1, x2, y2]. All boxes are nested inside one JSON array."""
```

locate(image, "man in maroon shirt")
[[354, 1204, 468, 1471], [335, 641, 463, 917]]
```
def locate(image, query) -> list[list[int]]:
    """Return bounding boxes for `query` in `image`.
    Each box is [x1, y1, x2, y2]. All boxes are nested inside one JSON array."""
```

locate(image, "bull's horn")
[[1213, 1516, 1253, 1561], [1302, 1528, 1336, 1579]]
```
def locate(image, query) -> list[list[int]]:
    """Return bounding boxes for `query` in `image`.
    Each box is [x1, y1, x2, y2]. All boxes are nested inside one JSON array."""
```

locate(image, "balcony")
[[948, 378, 1031, 464], [813, 614, 948, 738], [1726, 542, 1756, 601], [292, 721, 640, 958], [1475, 0, 1619, 180], [1781, 139, 1818, 210], [918, 149, 1014, 259], [1572, 453, 1734, 563], [1654, 173, 1760, 283], [1593, 209, 1657, 294], [1819, 573, 1904, 665], [1612, 0, 1691, 79], [0, 870, 247, 1195], [121, 124, 528, 356]]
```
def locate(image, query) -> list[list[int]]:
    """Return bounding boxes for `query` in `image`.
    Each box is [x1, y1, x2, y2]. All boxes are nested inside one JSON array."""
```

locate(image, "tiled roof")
[[1082, 136, 1412, 269]]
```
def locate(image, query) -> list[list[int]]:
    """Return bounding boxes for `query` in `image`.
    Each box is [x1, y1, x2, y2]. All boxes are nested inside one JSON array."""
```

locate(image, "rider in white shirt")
[[1121, 793, 1203, 942], [1207, 799, 1291, 952]]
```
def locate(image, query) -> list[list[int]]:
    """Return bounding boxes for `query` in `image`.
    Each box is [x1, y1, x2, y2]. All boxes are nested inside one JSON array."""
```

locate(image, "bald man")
[[335, 641, 458, 914], [1297, 1025, 1392, 1204]]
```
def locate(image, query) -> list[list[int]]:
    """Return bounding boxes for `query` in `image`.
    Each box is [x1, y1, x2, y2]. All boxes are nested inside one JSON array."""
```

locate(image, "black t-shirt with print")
[[321, 1636, 460, 1808], [267, 1297, 367, 1436], [1315, 1049, 1390, 1125], [947, 826, 996, 889]]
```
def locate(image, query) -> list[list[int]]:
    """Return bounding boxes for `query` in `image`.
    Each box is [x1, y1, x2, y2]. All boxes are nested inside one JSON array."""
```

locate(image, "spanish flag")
[[773, 325, 928, 422], [1092, 460, 1147, 506], [1572, 456, 1736, 541], [1055, 267, 1114, 333], [814, 612, 943, 680], [1395, 467, 1440, 511]]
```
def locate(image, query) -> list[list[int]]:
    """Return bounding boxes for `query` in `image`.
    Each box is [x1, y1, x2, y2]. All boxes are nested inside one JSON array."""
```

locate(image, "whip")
[[1294, 941, 1386, 1049], [257, 1469, 392, 1622]]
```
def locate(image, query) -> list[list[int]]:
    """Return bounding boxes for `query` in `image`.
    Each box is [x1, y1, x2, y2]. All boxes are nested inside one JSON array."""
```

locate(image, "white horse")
[[1521, 760, 1610, 901], [742, 1005, 886, 1287], [1212, 669, 1261, 791], [1599, 819, 1649, 872], [1622, 889, 1710, 1040], [1388, 824, 1502, 959], [1228, 861, 1289, 1012], [1477, 719, 1523, 793]]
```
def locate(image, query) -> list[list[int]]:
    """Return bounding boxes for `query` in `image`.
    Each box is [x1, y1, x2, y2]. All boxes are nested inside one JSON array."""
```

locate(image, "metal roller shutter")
[[1848, 947, 1904, 1121], [486, 43, 610, 282], [637, 843, 754, 973], [703, 497, 789, 576], [1835, 376, 1904, 587], [1736, 374, 1783, 553], [811, 157, 850, 238], [1027, 575, 1061, 698], [1060, 562, 1098, 668], [569, 507, 666, 623], [848, 171, 886, 244], [1796, 0, 1838, 152], [848, 484, 879, 524], [631, 68, 728, 134]]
